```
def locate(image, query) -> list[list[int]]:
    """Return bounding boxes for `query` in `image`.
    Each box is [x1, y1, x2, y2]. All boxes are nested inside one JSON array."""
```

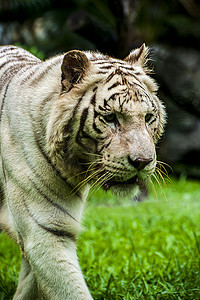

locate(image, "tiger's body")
[[0, 45, 166, 299]]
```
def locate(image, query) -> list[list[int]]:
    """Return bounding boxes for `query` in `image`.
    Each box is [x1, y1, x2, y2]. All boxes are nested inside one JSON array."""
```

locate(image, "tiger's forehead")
[[93, 76, 156, 118], [95, 67, 151, 103], [93, 58, 140, 76], [91, 57, 146, 91], [83, 53, 158, 115], [95, 79, 154, 115]]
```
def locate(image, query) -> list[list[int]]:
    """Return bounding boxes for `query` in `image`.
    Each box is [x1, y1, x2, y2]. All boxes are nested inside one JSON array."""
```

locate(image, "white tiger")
[[0, 44, 166, 299]]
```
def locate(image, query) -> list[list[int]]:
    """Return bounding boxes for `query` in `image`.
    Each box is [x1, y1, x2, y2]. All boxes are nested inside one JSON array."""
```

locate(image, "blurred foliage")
[[0, 0, 200, 57], [14, 43, 45, 59]]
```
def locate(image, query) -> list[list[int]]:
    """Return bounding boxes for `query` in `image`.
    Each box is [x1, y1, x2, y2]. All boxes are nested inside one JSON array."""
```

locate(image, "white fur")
[[0, 45, 166, 299]]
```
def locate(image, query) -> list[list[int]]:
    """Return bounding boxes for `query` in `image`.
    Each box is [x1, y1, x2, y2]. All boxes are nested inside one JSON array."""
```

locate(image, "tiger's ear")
[[61, 50, 91, 91], [124, 44, 147, 67]]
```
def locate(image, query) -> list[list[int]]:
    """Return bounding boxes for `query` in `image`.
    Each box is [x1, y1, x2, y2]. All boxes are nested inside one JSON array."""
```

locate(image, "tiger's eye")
[[145, 113, 153, 123], [104, 113, 116, 123]]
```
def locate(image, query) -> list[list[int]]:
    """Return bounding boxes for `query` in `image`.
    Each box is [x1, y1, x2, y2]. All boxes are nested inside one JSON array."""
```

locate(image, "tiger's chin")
[[102, 175, 140, 199]]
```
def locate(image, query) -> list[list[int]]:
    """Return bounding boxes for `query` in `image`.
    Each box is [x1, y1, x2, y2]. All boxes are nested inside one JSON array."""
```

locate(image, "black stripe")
[[76, 107, 102, 150], [22, 191, 77, 241], [93, 119, 103, 134], [0, 47, 39, 62], [97, 144, 105, 153], [0, 65, 35, 122], [103, 99, 112, 111], [94, 109, 100, 118], [119, 97, 127, 110], [99, 65, 113, 69], [108, 82, 121, 90], [27, 172, 78, 222], [94, 59, 127, 65], [0, 62, 29, 118], [0, 46, 18, 54], [104, 138, 112, 149], [0, 51, 38, 67], [20, 66, 40, 85], [3, 160, 77, 242], [76, 107, 89, 145], [104, 69, 144, 88], [108, 92, 122, 101], [1, 53, 39, 64], [133, 89, 141, 102], [105, 72, 115, 83], [148, 118, 156, 126], [90, 92, 96, 105], [99, 64, 135, 72], [0, 60, 16, 71], [98, 137, 113, 154], [0, 81, 10, 122], [39, 224, 77, 241], [99, 105, 108, 112], [97, 71, 109, 74], [0, 63, 24, 85], [0, 63, 33, 92]]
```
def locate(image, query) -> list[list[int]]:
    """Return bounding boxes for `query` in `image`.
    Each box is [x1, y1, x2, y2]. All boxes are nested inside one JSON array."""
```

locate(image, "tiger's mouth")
[[102, 175, 139, 191]]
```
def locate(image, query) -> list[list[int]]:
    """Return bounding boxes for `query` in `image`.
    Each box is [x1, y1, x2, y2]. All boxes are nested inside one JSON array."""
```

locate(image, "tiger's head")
[[47, 45, 166, 197]]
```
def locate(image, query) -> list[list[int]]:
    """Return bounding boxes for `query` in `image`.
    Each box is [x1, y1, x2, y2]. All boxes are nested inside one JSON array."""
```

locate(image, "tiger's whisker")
[[155, 168, 166, 185], [89, 172, 109, 191], [67, 166, 99, 182], [88, 172, 114, 198], [148, 176, 158, 199], [67, 159, 103, 183], [83, 152, 102, 157], [69, 168, 103, 196], [156, 162, 172, 183], [156, 167, 172, 183], [157, 160, 173, 172], [152, 173, 167, 201]]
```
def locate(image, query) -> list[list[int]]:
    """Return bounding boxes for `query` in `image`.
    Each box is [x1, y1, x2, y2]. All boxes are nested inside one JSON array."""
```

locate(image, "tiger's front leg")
[[6, 182, 92, 299], [13, 256, 40, 300], [26, 229, 93, 299], [14, 225, 93, 300]]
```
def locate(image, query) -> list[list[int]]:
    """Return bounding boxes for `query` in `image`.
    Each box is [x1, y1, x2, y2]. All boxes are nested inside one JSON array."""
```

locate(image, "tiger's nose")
[[128, 156, 153, 170]]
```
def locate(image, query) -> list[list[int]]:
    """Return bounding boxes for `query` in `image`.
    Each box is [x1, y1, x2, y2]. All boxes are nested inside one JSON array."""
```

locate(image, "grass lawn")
[[0, 177, 200, 299]]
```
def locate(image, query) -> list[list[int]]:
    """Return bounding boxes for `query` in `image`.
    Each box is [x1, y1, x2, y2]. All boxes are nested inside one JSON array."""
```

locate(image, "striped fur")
[[0, 45, 166, 299]]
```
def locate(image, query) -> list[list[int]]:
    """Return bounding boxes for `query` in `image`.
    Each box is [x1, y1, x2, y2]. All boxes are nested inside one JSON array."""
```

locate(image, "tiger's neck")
[[8, 56, 91, 234]]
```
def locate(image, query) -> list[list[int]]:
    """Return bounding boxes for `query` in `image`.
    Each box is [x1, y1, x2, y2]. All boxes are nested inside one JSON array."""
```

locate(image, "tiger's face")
[[47, 45, 166, 197], [89, 81, 157, 196]]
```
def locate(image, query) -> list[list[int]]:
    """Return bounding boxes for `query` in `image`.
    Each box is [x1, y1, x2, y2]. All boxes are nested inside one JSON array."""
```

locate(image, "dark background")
[[0, 0, 200, 178]]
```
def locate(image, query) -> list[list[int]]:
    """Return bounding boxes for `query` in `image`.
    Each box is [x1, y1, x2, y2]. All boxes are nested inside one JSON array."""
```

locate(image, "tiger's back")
[[0, 45, 166, 300]]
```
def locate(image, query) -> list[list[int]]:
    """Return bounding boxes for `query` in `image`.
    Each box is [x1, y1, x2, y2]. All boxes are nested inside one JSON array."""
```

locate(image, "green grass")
[[0, 177, 200, 299]]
